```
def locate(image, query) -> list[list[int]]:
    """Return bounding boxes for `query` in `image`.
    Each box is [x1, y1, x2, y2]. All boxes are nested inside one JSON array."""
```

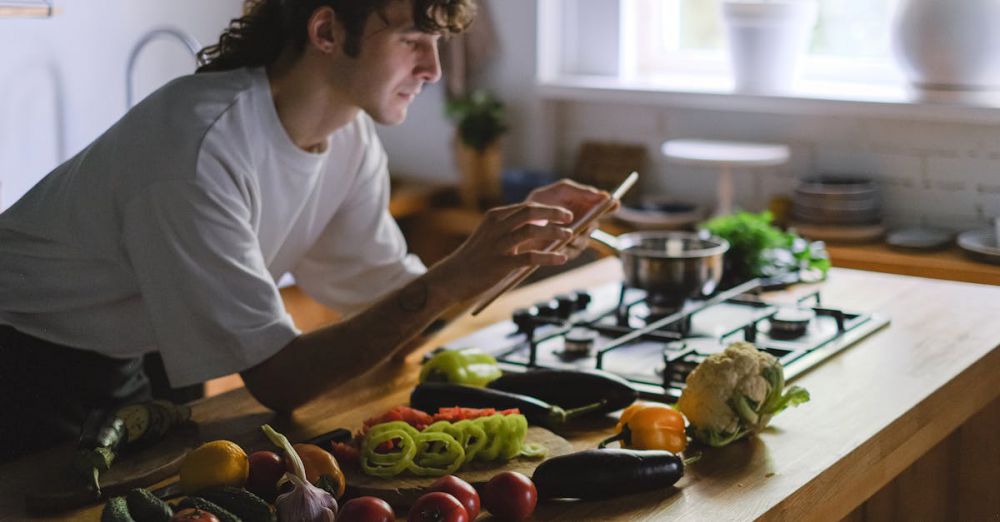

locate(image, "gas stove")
[[440, 279, 890, 401]]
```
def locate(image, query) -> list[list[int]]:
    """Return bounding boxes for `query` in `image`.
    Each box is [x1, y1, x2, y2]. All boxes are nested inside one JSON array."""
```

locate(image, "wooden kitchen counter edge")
[[1, 258, 998, 521]]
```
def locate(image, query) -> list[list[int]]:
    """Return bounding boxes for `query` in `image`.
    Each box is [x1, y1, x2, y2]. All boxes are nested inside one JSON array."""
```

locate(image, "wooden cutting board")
[[24, 422, 200, 514], [343, 426, 573, 507]]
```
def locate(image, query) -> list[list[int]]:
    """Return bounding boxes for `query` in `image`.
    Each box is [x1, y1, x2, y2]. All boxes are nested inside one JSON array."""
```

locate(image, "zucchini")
[[177, 496, 243, 522], [125, 488, 172, 522], [198, 487, 275, 522], [100, 496, 135, 522], [75, 400, 192, 495]]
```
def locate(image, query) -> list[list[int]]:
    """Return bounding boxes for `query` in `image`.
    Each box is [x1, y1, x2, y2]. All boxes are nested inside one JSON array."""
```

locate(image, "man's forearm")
[[242, 259, 468, 411]]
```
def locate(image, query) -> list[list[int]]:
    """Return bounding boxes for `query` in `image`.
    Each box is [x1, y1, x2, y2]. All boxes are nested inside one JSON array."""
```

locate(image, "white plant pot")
[[892, 0, 1000, 91], [721, 0, 818, 94]]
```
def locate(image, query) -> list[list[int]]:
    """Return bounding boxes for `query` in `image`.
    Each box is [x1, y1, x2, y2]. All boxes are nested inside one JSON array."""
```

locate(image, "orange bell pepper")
[[288, 443, 346, 498], [599, 402, 687, 453]]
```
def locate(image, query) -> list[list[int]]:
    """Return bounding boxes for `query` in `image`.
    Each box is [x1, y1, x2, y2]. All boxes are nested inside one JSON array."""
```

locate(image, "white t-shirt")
[[0, 67, 426, 387]]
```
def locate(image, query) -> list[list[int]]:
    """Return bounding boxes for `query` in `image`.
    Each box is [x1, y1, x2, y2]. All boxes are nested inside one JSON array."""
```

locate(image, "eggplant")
[[304, 427, 352, 448], [487, 369, 638, 414], [410, 383, 606, 428], [532, 449, 684, 500]]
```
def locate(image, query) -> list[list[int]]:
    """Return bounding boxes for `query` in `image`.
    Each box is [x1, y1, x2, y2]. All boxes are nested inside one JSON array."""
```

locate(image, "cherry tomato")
[[246, 450, 285, 502], [428, 475, 480, 520], [482, 471, 538, 521], [407, 491, 469, 522], [338, 496, 395, 522], [170, 508, 221, 522]]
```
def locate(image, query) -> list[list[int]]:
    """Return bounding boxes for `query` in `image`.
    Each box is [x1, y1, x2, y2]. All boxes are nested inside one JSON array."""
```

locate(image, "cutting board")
[[343, 426, 573, 507], [24, 422, 200, 514]]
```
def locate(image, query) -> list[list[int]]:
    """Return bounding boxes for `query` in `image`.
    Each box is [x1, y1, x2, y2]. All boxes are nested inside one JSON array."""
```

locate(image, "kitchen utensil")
[[589, 229, 729, 303], [342, 426, 573, 508], [886, 227, 953, 251], [957, 229, 1000, 264], [470, 171, 638, 316]]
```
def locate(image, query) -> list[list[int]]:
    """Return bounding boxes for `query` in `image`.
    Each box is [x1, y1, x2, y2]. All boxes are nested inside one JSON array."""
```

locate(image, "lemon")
[[179, 440, 249, 494]]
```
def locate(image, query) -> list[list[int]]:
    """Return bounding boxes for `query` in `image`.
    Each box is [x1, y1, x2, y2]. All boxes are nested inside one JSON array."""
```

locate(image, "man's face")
[[337, 0, 443, 125]]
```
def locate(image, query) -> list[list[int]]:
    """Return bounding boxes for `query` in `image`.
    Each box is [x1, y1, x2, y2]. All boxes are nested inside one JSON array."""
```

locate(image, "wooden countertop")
[[826, 242, 1000, 286], [2, 259, 998, 521]]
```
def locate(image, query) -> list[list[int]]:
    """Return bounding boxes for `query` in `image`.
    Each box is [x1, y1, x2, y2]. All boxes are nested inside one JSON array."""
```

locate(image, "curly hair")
[[197, 0, 476, 73]]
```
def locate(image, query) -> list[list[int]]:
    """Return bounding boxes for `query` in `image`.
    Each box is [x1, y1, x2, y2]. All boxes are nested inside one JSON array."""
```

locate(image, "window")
[[624, 0, 902, 85]]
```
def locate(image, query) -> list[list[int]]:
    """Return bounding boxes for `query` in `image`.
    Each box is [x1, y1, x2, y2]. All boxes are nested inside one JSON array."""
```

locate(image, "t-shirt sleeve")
[[120, 177, 299, 388], [291, 120, 426, 316]]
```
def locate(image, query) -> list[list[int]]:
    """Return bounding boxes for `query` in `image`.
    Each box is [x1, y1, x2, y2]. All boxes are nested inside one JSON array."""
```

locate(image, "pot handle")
[[589, 229, 621, 251]]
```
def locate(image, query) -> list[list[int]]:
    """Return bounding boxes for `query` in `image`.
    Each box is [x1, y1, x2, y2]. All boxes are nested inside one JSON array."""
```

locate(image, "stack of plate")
[[957, 229, 1000, 264], [790, 176, 885, 242]]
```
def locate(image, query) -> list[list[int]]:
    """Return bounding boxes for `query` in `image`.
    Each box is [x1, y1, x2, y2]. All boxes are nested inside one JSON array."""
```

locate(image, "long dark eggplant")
[[410, 383, 606, 428], [532, 449, 684, 500], [487, 369, 638, 414]]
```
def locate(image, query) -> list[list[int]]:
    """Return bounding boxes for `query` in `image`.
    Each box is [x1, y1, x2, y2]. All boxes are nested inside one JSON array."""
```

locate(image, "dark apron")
[[0, 325, 202, 463]]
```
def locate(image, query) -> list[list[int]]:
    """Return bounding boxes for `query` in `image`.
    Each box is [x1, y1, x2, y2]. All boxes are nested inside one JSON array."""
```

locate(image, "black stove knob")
[[574, 290, 592, 310], [555, 294, 576, 318], [512, 308, 535, 333], [534, 299, 560, 318]]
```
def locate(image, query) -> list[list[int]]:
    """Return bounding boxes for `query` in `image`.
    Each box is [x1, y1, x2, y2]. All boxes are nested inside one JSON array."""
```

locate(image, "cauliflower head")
[[677, 341, 810, 447]]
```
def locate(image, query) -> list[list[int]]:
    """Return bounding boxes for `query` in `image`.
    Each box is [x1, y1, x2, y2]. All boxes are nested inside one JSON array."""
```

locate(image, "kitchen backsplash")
[[551, 100, 1000, 232]]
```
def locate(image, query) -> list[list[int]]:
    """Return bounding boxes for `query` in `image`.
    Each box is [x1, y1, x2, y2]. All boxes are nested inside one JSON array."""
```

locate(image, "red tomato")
[[246, 450, 285, 502], [482, 471, 538, 521], [170, 508, 220, 522], [428, 475, 480, 520], [338, 496, 395, 522], [407, 492, 469, 522]]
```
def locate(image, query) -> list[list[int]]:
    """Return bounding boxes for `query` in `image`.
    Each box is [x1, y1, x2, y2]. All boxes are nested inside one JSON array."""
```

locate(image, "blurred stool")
[[661, 139, 790, 216]]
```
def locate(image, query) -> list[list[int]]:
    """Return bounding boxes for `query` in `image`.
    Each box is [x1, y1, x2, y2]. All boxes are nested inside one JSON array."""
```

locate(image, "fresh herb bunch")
[[446, 90, 508, 152], [702, 211, 830, 285]]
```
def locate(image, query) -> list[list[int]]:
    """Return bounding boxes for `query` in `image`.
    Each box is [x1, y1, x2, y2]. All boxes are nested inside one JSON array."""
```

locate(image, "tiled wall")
[[552, 100, 1000, 232]]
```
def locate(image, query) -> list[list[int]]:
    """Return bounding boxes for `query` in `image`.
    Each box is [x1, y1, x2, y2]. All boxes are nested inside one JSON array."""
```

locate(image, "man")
[[0, 0, 609, 461]]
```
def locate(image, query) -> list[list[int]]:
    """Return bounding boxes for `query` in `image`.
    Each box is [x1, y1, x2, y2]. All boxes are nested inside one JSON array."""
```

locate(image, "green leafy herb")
[[703, 211, 830, 283]]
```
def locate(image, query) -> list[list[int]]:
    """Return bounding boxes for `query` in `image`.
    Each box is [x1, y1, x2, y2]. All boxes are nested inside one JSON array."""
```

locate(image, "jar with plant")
[[446, 89, 508, 210]]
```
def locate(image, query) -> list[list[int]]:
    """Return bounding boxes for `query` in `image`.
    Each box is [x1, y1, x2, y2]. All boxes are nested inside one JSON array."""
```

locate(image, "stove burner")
[[437, 279, 889, 402], [560, 327, 598, 358], [769, 308, 816, 339]]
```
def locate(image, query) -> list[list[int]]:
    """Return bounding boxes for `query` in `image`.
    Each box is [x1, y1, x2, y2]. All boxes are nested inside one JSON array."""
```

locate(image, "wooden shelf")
[[827, 242, 1000, 286]]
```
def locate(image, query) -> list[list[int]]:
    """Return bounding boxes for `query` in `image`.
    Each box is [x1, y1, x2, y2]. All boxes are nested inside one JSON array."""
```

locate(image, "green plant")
[[702, 210, 830, 285], [446, 90, 508, 152]]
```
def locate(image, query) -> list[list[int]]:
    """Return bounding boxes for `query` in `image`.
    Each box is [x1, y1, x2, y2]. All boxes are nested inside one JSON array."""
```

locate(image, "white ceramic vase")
[[721, 0, 818, 94], [892, 0, 1000, 90]]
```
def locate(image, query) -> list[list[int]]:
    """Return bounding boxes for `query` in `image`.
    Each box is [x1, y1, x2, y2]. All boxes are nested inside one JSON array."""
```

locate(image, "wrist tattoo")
[[397, 279, 429, 312]]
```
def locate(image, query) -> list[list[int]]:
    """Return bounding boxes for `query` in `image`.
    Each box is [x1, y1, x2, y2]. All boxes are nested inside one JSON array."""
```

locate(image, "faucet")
[[125, 26, 201, 109]]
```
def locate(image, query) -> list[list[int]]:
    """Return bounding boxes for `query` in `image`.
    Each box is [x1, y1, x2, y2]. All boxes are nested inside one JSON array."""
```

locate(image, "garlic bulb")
[[275, 473, 337, 522], [262, 424, 338, 522]]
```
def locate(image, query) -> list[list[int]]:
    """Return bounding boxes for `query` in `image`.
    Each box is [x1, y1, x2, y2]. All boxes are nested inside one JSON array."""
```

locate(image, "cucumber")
[[198, 487, 275, 522], [100, 496, 135, 522], [125, 488, 172, 522], [177, 496, 243, 522]]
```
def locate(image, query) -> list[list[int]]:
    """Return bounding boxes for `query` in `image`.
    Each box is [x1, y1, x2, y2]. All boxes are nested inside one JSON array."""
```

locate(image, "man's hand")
[[439, 179, 613, 302], [525, 179, 616, 259]]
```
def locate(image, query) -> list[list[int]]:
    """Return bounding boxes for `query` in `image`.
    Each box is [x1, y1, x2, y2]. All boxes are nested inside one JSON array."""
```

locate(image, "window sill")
[[537, 75, 1000, 123]]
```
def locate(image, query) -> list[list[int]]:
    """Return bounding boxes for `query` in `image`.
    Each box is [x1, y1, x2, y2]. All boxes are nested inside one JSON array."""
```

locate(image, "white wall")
[[0, 0, 242, 208], [381, 0, 1000, 232]]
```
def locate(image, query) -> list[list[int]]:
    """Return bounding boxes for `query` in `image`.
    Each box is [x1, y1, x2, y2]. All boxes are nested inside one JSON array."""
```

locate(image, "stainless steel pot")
[[590, 229, 730, 304]]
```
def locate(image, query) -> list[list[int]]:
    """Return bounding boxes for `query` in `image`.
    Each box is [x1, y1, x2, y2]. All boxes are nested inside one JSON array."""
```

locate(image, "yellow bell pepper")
[[599, 402, 687, 453]]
